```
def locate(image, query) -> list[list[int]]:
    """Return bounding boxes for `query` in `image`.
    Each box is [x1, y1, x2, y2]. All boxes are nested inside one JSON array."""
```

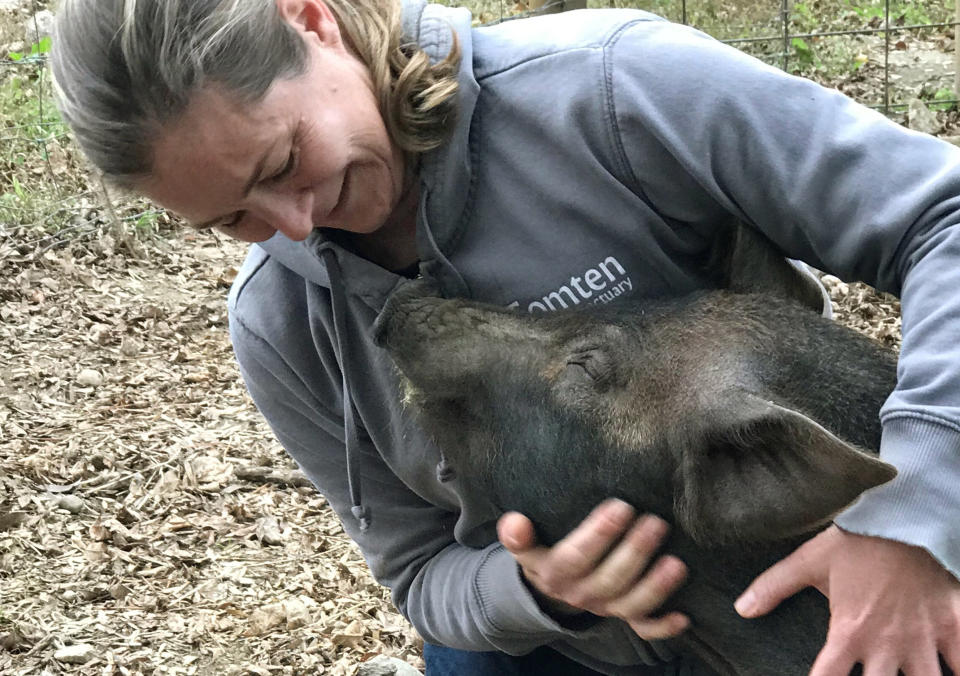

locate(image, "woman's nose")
[[252, 187, 314, 241]]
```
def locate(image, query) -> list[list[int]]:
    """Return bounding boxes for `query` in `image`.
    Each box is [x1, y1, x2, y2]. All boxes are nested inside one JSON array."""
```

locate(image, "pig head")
[[373, 279, 901, 676]]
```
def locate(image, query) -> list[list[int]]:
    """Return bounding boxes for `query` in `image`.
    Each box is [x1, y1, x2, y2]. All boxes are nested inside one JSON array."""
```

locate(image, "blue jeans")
[[423, 643, 607, 675]]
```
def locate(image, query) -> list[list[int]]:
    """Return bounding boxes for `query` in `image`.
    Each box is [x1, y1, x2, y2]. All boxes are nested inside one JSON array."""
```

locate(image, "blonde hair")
[[51, 0, 460, 188]]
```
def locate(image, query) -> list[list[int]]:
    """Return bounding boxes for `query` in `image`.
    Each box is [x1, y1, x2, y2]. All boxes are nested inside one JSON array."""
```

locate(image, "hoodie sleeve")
[[226, 264, 662, 663], [607, 20, 960, 576]]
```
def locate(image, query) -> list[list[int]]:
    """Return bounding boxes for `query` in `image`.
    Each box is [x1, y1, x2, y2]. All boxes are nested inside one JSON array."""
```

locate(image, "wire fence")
[[465, 0, 958, 113], [1, 0, 957, 241]]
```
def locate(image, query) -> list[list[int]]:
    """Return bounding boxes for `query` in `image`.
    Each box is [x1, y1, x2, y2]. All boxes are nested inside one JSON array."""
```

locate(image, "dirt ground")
[[0, 230, 424, 675]]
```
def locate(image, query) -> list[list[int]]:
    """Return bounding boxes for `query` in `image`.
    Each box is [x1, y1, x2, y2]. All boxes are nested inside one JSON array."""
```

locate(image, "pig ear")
[[675, 395, 897, 547]]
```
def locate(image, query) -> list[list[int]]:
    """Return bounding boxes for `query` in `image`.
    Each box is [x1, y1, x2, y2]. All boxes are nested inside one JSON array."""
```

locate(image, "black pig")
[[373, 272, 909, 675]]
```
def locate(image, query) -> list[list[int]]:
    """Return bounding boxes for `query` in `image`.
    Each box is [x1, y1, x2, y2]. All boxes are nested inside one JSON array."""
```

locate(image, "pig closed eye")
[[561, 350, 611, 386]]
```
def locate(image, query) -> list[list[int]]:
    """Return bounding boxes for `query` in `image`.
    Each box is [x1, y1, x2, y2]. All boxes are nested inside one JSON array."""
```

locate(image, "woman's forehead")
[[169, 88, 286, 151], [142, 89, 289, 218]]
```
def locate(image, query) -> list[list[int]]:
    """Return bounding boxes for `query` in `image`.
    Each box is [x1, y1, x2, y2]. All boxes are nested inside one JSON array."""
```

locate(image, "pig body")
[[374, 281, 905, 676]]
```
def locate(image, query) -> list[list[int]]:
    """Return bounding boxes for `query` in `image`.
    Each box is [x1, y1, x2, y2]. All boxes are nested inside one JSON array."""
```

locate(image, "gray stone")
[[907, 97, 940, 136], [55, 494, 84, 514], [356, 655, 423, 676], [54, 644, 95, 665], [76, 369, 103, 388], [940, 134, 960, 148], [22, 10, 54, 41]]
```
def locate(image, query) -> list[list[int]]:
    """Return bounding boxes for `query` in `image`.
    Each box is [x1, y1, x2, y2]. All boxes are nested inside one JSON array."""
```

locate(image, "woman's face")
[[143, 1, 405, 243]]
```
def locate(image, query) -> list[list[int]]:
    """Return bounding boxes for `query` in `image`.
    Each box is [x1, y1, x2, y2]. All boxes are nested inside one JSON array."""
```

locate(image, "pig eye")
[[561, 349, 611, 385]]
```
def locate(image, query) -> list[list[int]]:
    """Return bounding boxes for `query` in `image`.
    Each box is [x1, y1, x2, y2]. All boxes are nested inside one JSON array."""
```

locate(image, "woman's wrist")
[[518, 565, 584, 618]]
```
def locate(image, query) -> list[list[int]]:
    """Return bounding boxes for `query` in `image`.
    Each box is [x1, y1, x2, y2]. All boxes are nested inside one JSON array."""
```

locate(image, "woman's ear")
[[274, 0, 343, 47]]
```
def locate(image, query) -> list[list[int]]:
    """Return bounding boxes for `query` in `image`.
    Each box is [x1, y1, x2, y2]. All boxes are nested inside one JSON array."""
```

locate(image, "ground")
[[0, 230, 423, 675]]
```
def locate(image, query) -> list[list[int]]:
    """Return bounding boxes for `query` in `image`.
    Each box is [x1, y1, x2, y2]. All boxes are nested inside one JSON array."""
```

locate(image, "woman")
[[51, 0, 960, 674]]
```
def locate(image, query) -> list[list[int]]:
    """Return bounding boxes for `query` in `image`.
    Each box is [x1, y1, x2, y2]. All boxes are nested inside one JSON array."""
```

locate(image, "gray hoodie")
[[228, 2, 960, 673]]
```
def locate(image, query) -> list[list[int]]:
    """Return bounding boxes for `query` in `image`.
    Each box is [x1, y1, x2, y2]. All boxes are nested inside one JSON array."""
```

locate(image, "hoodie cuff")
[[834, 415, 960, 578], [473, 546, 674, 665], [474, 545, 596, 643]]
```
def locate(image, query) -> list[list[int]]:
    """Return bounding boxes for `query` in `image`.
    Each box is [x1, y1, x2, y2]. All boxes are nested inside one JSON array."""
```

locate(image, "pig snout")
[[374, 282, 547, 398], [372, 279, 445, 350], [374, 281, 530, 355]]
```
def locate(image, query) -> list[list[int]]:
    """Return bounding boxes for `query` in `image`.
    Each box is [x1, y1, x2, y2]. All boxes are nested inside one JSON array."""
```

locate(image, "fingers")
[[860, 657, 899, 676], [628, 611, 691, 641], [557, 509, 688, 637], [500, 501, 689, 640], [812, 623, 943, 676], [498, 511, 538, 553], [606, 554, 688, 632], [901, 642, 944, 676], [548, 499, 636, 580], [735, 531, 827, 618], [809, 640, 859, 676], [587, 515, 669, 600]]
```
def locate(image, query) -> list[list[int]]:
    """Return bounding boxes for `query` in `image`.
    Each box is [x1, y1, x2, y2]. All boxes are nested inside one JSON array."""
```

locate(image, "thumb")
[[498, 511, 537, 553], [735, 536, 825, 618]]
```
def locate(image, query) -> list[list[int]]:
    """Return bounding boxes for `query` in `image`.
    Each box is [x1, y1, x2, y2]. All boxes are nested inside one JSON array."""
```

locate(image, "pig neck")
[[664, 530, 829, 676]]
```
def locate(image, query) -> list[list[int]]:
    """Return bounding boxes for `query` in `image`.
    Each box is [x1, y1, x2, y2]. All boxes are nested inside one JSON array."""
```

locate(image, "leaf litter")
[[0, 229, 424, 675]]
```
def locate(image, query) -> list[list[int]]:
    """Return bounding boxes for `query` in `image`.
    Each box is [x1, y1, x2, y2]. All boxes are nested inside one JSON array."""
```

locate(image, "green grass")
[[1, 29, 165, 241], [1, 30, 79, 234]]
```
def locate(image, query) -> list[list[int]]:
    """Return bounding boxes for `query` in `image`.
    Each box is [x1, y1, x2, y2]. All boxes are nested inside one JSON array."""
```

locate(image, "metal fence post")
[[955, 0, 960, 97]]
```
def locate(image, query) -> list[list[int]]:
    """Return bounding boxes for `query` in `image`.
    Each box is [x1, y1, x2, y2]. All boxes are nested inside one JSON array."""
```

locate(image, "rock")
[[357, 655, 424, 676], [255, 515, 285, 546], [54, 643, 95, 665], [88, 324, 113, 346], [906, 98, 939, 136], [76, 369, 103, 387], [55, 495, 84, 514], [119, 336, 142, 357], [283, 597, 313, 630], [940, 135, 960, 148], [22, 10, 54, 41], [0, 0, 23, 11]]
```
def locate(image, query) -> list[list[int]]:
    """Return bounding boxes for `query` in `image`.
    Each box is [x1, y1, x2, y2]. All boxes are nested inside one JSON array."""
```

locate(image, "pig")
[[371, 242, 927, 675]]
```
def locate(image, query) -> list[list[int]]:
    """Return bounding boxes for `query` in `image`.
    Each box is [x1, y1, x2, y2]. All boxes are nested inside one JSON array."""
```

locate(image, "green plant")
[[791, 37, 818, 68], [132, 210, 164, 236], [929, 88, 957, 113], [7, 35, 52, 63]]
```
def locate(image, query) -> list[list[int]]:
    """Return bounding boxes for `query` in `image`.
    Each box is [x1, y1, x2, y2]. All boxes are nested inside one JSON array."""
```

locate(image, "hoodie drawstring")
[[321, 248, 371, 533]]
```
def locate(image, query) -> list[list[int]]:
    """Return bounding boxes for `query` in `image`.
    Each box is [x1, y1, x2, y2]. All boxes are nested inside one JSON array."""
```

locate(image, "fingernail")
[[644, 515, 669, 537], [734, 591, 756, 617], [609, 499, 634, 520]]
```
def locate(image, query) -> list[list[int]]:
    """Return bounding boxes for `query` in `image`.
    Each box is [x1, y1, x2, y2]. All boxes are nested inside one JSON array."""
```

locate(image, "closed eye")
[[561, 349, 612, 385], [270, 146, 299, 182], [219, 211, 246, 230]]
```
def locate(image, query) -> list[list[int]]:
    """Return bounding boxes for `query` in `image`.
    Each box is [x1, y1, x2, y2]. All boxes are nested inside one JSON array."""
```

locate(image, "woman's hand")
[[497, 498, 690, 639], [736, 525, 960, 675]]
